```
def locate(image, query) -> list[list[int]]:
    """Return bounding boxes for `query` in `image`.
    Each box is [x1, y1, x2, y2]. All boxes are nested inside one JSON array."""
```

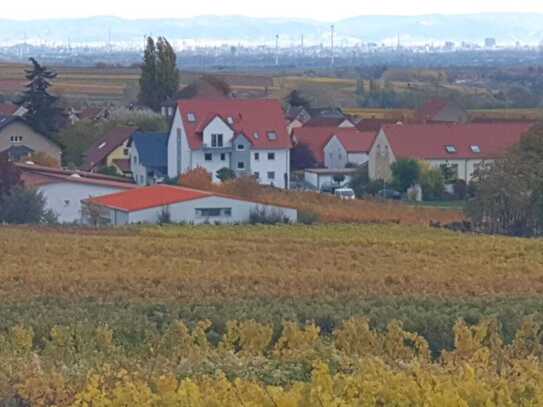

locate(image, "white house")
[[167, 99, 292, 188], [368, 122, 534, 182], [82, 184, 298, 225], [323, 129, 375, 169], [18, 163, 136, 223]]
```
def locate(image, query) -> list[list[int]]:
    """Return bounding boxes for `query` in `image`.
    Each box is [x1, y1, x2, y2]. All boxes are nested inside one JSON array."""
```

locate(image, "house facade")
[[130, 132, 168, 185], [167, 99, 292, 188], [0, 116, 61, 162], [369, 123, 534, 182], [18, 163, 135, 223], [82, 126, 138, 175], [323, 129, 375, 169], [83, 184, 297, 225]]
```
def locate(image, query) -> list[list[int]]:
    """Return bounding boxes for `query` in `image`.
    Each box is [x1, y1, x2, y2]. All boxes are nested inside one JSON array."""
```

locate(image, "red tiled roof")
[[87, 184, 211, 212], [334, 130, 376, 153], [177, 99, 291, 150], [292, 127, 336, 165], [381, 122, 534, 160], [416, 99, 449, 122], [82, 127, 137, 171], [0, 103, 18, 116]]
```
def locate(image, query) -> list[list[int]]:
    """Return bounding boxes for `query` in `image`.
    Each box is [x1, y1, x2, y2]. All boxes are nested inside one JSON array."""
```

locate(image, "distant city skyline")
[[3, 0, 543, 21]]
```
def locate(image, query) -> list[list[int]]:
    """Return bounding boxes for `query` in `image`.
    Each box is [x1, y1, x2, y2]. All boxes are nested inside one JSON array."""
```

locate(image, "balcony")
[[201, 143, 233, 152]]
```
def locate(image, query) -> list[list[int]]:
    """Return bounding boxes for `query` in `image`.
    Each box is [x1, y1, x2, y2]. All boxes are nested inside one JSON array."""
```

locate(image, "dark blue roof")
[[131, 132, 168, 169]]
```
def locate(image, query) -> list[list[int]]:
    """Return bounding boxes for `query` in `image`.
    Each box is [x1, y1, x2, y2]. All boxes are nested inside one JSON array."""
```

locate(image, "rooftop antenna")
[[275, 34, 279, 66], [330, 25, 335, 67]]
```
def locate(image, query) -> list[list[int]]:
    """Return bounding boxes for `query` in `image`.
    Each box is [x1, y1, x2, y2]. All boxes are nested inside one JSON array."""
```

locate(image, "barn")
[[82, 184, 297, 225]]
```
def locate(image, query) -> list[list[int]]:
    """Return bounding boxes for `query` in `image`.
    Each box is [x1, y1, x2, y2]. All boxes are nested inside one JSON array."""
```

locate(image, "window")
[[445, 145, 457, 154], [470, 145, 481, 153], [267, 131, 278, 141], [9, 136, 22, 143], [176, 128, 182, 137], [267, 152, 275, 160], [237, 161, 245, 169], [267, 171, 275, 180], [254, 152, 260, 161], [133, 156, 138, 165], [237, 144, 245, 151], [187, 113, 196, 122], [205, 153, 213, 161], [211, 134, 223, 147], [64, 200, 70, 207], [195, 208, 232, 217], [227, 116, 234, 125], [220, 153, 226, 161], [254, 171, 260, 179], [123, 148, 129, 155]]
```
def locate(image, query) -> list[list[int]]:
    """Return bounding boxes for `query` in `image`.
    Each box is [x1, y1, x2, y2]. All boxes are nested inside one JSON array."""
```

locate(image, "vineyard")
[[1, 224, 543, 405]]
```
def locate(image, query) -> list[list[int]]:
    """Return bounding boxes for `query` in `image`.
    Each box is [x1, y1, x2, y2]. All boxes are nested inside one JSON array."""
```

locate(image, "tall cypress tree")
[[138, 36, 179, 111], [16, 58, 62, 137], [138, 37, 159, 110], [156, 37, 180, 106]]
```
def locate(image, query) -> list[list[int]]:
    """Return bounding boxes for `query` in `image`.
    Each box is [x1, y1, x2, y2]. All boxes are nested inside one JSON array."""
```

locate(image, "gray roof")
[[131, 132, 168, 169], [0, 115, 20, 131]]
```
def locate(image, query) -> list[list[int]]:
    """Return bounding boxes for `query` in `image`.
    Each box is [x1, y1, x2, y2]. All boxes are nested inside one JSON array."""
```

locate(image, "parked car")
[[335, 188, 355, 200], [377, 189, 402, 200], [320, 183, 336, 194]]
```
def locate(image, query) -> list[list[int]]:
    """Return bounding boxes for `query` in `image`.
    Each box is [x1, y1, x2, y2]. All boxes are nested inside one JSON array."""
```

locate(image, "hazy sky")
[[4, 0, 543, 20]]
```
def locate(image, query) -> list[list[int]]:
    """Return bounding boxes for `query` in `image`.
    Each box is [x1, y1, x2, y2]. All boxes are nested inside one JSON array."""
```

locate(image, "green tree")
[[16, 58, 63, 137], [419, 166, 445, 201], [139, 37, 159, 110], [0, 186, 56, 224], [216, 167, 236, 183], [138, 37, 179, 111], [286, 90, 310, 108], [349, 166, 370, 197], [391, 159, 421, 193], [291, 143, 317, 171], [156, 37, 180, 106]]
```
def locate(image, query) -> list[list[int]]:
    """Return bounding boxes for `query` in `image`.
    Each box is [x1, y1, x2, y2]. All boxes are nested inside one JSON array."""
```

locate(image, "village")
[[0, 65, 536, 227]]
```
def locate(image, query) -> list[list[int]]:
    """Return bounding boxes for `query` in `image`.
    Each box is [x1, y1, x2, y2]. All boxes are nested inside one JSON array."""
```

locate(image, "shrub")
[[419, 165, 445, 201], [297, 209, 320, 225], [249, 207, 290, 225], [216, 167, 236, 183], [179, 167, 213, 190]]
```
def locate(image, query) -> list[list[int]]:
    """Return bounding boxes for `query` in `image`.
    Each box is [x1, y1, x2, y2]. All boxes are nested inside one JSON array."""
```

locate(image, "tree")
[[15, 58, 63, 137], [179, 167, 213, 190], [333, 174, 346, 185], [0, 186, 56, 224], [291, 143, 317, 171], [466, 125, 543, 236], [0, 152, 21, 200], [216, 167, 236, 183], [419, 166, 445, 201], [138, 37, 179, 111], [391, 159, 421, 193], [349, 165, 370, 197], [286, 90, 310, 108], [155, 37, 180, 106]]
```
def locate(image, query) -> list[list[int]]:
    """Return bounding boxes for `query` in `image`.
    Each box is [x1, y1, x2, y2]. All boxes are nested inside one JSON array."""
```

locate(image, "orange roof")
[[334, 130, 376, 153], [86, 184, 213, 212]]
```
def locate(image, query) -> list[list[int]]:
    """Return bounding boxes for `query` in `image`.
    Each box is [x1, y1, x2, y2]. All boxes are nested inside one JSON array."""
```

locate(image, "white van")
[[334, 188, 355, 200]]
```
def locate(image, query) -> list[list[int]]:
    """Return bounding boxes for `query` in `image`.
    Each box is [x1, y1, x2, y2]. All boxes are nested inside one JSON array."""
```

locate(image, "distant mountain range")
[[1, 14, 543, 47]]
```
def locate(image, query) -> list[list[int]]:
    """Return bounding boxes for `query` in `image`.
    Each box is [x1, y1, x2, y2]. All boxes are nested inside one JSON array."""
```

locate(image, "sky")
[[3, 0, 543, 21]]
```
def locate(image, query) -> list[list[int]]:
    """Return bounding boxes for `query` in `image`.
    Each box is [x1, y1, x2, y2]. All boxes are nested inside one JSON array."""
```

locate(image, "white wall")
[[348, 152, 369, 166], [250, 149, 290, 188], [368, 130, 396, 181], [130, 143, 147, 185], [123, 196, 297, 224], [191, 150, 231, 182], [324, 136, 348, 169], [202, 117, 234, 147], [304, 172, 353, 190], [426, 158, 492, 182], [167, 109, 183, 178], [38, 182, 128, 223]]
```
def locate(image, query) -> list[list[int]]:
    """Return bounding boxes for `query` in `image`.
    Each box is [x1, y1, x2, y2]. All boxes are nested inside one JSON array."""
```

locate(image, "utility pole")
[[330, 25, 335, 67], [275, 34, 279, 66]]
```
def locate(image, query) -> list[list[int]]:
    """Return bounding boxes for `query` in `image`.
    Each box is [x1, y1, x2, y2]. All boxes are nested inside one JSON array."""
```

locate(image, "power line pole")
[[330, 25, 335, 67], [275, 34, 279, 66]]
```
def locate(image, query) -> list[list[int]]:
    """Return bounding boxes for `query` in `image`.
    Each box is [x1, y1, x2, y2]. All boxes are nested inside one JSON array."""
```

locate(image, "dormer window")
[[470, 145, 481, 153], [253, 132, 259, 139], [98, 142, 107, 150], [267, 131, 278, 141], [227, 116, 234, 125], [187, 113, 196, 122], [445, 145, 457, 154]]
